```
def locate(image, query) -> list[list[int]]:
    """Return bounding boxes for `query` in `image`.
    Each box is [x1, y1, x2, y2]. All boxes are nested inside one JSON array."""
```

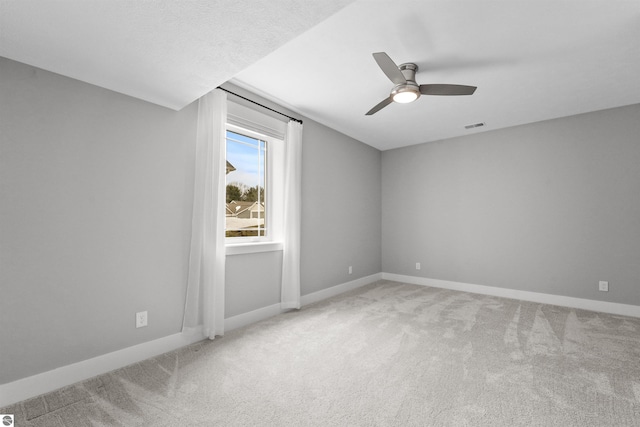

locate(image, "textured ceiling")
[[0, 0, 354, 110], [1, 0, 639, 150]]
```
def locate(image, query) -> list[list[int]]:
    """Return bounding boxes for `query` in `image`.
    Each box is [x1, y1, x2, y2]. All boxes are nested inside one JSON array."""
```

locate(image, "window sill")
[[226, 241, 283, 256]]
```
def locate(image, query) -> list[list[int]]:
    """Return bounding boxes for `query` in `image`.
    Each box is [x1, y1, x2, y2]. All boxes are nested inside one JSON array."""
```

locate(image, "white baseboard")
[[301, 273, 383, 306], [0, 328, 205, 408], [12, 271, 633, 408], [224, 273, 383, 332], [1, 273, 382, 408], [224, 303, 283, 332], [382, 273, 640, 318]]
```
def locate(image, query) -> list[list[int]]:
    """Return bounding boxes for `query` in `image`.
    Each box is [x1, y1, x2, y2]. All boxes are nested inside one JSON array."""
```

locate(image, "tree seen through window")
[[225, 130, 266, 238]]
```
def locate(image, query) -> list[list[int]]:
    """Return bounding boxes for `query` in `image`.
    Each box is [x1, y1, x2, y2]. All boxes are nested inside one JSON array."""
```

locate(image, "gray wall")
[[0, 57, 198, 384], [301, 118, 382, 295], [0, 58, 382, 384], [222, 83, 382, 315], [382, 104, 640, 305]]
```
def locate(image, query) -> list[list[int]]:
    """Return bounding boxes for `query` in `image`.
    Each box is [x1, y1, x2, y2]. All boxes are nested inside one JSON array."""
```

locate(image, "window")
[[225, 129, 267, 238], [224, 101, 286, 253], [225, 123, 284, 248]]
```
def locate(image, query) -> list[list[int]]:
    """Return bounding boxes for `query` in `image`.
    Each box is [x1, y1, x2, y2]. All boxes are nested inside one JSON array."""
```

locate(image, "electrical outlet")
[[598, 281, 609, 292], [136, 311, 148, 328], [416, 262, 421, 270], [348, 266, 353, 275]]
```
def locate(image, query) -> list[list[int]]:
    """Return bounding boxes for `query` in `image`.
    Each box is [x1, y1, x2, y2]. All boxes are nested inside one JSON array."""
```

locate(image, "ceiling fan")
[[366, 52, 477, 115]]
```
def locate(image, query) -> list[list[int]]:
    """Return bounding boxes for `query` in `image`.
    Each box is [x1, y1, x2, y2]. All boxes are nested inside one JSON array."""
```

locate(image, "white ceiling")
[[0, 0, 353, 110], [1, 1, 639, 151]]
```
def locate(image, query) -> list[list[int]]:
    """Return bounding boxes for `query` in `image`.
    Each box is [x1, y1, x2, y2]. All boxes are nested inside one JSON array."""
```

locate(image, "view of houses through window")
[[225, 129, 266, 238]]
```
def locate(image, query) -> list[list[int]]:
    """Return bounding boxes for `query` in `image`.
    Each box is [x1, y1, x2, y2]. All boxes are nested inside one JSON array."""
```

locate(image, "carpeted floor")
[[4, 280, 640, 426]]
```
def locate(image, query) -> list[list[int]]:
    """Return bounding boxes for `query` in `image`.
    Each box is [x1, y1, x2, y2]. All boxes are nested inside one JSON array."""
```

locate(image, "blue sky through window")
[[226, 130, 265, 189]]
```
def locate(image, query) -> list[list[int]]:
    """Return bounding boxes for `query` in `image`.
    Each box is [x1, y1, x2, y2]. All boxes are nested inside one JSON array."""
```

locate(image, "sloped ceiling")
[[0, 0, 354, 110], [1, 0, 639, 150]]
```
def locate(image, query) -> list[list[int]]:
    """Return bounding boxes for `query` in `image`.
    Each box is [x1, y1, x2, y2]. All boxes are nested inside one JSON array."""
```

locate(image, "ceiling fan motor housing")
[[399, 63, 418, 80], [391, 63, 421, 102]]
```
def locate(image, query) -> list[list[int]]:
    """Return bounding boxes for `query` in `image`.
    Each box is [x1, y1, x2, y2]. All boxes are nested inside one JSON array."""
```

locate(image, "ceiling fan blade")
[[366, 97, 393, 116], [373, 52, 406, 85], [419, 84, 477, 96]]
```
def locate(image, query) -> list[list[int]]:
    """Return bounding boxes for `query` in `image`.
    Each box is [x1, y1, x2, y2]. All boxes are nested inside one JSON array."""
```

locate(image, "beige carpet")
[[4, 280, 640, 426]]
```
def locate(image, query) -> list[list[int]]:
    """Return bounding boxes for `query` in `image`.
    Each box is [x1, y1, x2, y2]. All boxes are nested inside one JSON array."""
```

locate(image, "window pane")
[[225, 130, 267, 238]]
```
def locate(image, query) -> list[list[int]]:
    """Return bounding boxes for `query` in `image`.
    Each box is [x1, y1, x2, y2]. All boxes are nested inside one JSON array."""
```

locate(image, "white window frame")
[[225, 123, 284, 255]]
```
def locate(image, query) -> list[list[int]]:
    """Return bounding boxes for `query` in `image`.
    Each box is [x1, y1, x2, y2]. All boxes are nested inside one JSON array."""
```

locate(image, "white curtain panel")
[[182, 89, 227, 340], [281, 120, 303, 309]]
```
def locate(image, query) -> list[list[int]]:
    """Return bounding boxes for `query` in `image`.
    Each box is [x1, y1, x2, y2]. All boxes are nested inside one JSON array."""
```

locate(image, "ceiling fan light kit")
[[366, 52, 477, 115], [391, 86, 420, 103], [391, 63, 421, 103]]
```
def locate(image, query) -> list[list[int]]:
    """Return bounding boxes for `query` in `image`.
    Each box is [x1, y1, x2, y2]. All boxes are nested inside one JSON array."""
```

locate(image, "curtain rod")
[[217, 87, 303, 124]]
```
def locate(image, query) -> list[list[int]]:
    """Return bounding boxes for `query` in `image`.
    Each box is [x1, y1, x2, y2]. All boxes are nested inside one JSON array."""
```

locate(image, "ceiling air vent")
[[464, 122, 485, 130]]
